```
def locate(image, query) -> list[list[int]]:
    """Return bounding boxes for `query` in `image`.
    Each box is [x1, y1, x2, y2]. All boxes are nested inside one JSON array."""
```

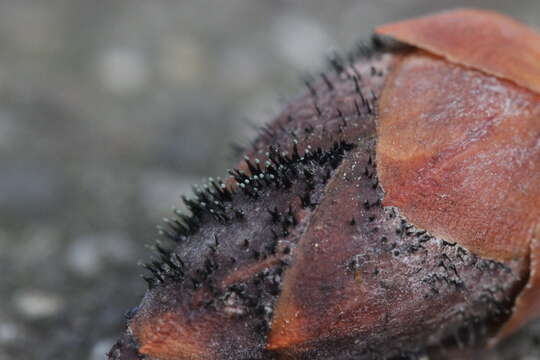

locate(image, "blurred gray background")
[[0, 1, 539, 359]]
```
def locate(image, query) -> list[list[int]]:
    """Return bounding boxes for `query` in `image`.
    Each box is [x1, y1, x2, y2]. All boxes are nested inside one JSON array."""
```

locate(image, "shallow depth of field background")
[[0, 1, 539, 359]]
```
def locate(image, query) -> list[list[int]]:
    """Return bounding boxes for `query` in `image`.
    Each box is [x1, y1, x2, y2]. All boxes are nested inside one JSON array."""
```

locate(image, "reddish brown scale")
[[375, 8, 540, 342], [109, 9, 540, 360]]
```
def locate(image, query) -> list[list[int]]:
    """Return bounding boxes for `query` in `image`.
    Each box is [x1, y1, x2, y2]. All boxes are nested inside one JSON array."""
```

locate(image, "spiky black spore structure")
[[145, 140, 354, 289]]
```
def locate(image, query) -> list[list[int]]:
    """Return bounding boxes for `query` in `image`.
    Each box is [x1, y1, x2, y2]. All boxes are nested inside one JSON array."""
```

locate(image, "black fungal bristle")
[[327, 51, 346, 75], [353, 75, 362, 94], [268, 207, 280, 223], [303, 76, 318, 97], [321, 72, 334, 91]]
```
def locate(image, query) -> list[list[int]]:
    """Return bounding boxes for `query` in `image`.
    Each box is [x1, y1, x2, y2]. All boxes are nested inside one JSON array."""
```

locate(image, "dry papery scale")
[[108, 9, 540, 360]]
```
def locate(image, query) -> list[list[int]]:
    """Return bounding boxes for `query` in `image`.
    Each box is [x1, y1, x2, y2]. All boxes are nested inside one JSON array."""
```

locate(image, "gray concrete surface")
[[0, 1, 539, 359]]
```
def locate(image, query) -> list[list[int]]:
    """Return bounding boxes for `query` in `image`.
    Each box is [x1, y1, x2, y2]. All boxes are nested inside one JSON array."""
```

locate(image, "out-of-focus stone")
[[98, 48, 148, 94], [272, 15, 333, 70], [13, 290, 64, 319], [66, 232, 135, 277]]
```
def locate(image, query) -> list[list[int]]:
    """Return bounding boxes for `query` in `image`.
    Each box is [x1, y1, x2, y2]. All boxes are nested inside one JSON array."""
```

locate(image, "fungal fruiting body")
[[108, 9, 540, 360]]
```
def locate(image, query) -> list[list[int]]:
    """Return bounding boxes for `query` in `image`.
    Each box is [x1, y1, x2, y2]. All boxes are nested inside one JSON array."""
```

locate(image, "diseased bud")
[[108, 9, 540, 360]]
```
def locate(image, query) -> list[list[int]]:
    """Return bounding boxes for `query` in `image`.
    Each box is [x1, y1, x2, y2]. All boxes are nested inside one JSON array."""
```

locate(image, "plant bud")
[[108, 9, 540, 360]]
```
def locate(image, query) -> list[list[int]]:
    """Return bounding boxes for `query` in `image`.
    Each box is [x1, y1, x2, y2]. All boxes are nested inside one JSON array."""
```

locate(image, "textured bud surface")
[[109, 9, 540, 360]]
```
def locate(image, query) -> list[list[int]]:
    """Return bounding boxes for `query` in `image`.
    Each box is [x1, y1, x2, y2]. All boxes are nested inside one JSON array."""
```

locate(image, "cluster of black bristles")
[[141, 139, 354, 289], [139, 36, 401, 292], [243, 35, 405, 160]]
